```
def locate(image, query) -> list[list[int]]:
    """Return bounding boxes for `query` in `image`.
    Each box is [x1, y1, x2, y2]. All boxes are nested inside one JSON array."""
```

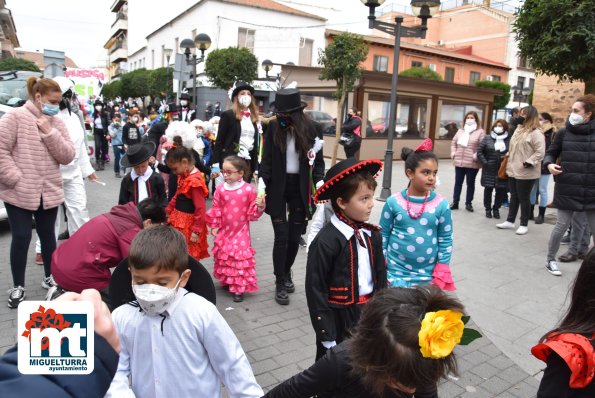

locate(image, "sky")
[[6, 0, 523, 69]]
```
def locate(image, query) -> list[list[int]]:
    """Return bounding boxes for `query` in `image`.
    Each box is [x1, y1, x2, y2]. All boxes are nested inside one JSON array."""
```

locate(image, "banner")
[[64, 68, 107, 101]]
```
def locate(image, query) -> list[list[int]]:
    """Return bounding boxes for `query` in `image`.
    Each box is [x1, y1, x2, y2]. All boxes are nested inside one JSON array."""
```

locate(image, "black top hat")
[[231, 81, 254, 100], [121, 141, 156, 168], [94, 99, 104, 106], [179, 92, 191, 101], [275, 88, 307, 113], [315, 158, 383, 202]]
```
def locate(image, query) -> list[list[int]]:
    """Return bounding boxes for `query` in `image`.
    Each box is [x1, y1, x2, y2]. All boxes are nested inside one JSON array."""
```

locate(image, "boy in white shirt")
[[106, 225, 263, 398]]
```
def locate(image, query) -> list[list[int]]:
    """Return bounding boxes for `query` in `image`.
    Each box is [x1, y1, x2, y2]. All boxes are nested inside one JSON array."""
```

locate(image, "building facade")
[[103, 0, 128, 81], [0, 0, 19, 59]]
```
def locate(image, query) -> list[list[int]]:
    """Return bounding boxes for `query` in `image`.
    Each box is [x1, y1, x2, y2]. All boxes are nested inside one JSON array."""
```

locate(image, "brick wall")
[[533, 74, 585, 127]]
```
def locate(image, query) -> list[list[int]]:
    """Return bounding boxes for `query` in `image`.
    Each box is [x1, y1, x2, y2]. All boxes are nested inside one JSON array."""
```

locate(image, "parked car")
[[305, 110, 335, 132], [370, 117, 408, 136]]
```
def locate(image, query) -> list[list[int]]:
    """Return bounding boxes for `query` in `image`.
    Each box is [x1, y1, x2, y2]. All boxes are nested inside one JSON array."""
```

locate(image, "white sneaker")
[[41, 275, 57, 289], [496, 221, 515, 229], [515, 226, 528, 235], [546, 261, 562, 276]]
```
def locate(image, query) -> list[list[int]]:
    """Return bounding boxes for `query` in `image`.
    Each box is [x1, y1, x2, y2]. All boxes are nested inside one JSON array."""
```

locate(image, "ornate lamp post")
[[360, 0, 440, 201], [180, 33, 212, 106], [511, 85, 531, 108]]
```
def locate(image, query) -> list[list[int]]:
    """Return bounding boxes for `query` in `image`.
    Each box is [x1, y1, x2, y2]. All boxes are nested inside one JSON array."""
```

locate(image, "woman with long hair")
[[532, 248, 595, 396], [259, 88, 325, 305], [530, 112, 556, 224], [496, 106, 545, 235], [542, 95, 595, 276]]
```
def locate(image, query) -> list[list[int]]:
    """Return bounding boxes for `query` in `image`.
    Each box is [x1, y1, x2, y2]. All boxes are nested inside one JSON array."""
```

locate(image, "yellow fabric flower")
[[419, 310, 464, 359]]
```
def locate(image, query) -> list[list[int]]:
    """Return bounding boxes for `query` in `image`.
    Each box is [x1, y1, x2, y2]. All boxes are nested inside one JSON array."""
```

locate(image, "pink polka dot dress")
[[206, 181, 264, 294]]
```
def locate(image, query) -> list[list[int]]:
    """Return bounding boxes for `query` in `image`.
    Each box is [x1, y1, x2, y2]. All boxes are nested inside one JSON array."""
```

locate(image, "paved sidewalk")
[[1, 158, 574, 397]]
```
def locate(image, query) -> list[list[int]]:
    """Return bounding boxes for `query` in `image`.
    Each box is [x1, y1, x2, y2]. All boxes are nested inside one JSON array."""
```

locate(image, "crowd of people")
[[0, 75, 594, 397]]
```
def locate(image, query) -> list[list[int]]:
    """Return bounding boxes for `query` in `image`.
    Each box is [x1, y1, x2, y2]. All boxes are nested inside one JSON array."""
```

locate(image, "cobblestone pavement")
[[1, 157, 573, 397]]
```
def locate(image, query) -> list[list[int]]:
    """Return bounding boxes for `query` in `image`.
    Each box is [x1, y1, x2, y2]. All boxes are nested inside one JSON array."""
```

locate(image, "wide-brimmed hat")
[[315, 158, 383, 202], [231, 81, 254, 100], [121, 141, 156, 168], [275, 88, 307, 113]]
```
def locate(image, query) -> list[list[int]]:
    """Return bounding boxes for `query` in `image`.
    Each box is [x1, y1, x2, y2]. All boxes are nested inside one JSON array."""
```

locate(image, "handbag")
[[497, 155, 509, 180], [339, 132, 355, 146]]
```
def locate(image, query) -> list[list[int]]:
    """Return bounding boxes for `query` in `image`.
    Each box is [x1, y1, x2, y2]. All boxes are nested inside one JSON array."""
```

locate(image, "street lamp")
[[180, 33, 212, 106], [361, 0, 440, 201], [261, 59, 274, 78], [511, 85, 531, 107], [163, 48, 173, 101]]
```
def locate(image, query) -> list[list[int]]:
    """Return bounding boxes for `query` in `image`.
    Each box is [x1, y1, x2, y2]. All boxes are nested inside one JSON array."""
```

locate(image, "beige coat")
[[506, 127, 545, 180], [0, 101, 75, 211]]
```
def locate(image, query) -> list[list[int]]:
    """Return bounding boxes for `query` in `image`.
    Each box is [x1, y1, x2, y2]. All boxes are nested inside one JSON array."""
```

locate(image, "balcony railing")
[[110, 40, 127, 54], [111, 11, 127, 28]]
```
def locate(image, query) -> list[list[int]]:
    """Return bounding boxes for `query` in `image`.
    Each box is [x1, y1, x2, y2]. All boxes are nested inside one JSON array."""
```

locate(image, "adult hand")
[[211, 171, 220, 179], [148, 156, 156, 165], [56, 289, 120, 353], [36, 116, 53, 135], [87, 172, 98, 182], [548, 164, 562, 175], [123, 144, 128, 151], [190, 232, 199, 243], [256, 195, 266, 209]]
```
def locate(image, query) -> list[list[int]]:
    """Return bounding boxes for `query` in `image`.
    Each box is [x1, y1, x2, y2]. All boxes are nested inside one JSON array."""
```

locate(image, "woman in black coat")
[[543, 95, 595, 276], [477, 119, 510, 219], [92, 99, 110, 170], [259, 88, 325, 305], [211, 81, 260, 182]]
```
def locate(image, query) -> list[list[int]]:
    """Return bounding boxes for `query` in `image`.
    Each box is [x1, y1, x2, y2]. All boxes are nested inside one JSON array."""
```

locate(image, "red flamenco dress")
[[166, 170, 209, 260], [206, 181, 263, 294]]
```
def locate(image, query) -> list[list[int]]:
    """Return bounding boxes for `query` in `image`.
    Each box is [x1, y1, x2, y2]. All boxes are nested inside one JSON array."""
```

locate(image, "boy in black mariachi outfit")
[[306, 158, 387, 361], [118, 141, 167, 208]]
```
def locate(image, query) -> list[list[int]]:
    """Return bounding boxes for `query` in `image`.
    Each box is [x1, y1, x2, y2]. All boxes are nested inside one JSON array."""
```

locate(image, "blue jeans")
[[530, 174, 550, 207], [113, 145, 125, 173], [453, 167, 479, 205]]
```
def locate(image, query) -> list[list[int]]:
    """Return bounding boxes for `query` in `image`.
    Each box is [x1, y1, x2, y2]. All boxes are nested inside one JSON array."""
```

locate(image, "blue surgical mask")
[[276, 114, 293, 129], [42, 103, 60, 116]]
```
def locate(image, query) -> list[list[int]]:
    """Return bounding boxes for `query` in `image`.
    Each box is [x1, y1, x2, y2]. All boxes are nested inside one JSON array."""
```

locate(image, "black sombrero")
[[121, 141, 156, 168], [315, 158, 383, 202]]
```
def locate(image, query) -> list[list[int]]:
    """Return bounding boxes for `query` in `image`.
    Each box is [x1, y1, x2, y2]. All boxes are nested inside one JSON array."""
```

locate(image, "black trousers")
[[271, 174, 306, 280], [453, 167, 479, 205], [315, 305, 362, 361], [94, 129, 109, 162], [5, 201, 58, 286], [507, 177, 537, 226], [483, 187, 507, 210], [343, 141, 361, 159]]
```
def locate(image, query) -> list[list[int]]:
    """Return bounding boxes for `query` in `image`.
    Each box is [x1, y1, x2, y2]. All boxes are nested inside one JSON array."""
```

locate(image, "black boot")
[[535, 206, 546, 224], [493, 209, 500, 219], [528, 205, 534, 220], [275, 280, 289, 305], [98, 160, 105, 171], [485, 209, 492, 219], [283, 273, 295, 293], [465, 203, 474, 212], [450, 203, 459, 210]]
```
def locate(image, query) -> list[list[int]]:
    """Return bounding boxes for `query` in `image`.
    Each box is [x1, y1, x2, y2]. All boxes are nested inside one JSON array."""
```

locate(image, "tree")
[[0, 57, 41, 72], [474, 80, 511, 110], [513, 0, 595, 94], [149, 67, 173, 100], [120, 68, 150, 99], [318, 32, 369, 165], [101, 80, 122, 100], [204, 47, 258, 91], [399, 66, 442, 81]]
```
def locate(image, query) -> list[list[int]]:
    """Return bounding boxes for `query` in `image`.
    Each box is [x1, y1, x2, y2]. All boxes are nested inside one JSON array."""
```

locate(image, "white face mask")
[[568, 113, 585, 126], [493, 126, 503, 134], [180, 100, 188, 106], [132, 278, 181, 316], [95, 105, 103, 111], [239, 95, 251, 108], [131, 117, 139, 123], [465, 118, 476, 126]]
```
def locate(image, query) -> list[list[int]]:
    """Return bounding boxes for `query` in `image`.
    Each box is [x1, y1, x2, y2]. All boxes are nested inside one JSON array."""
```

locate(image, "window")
[[373, 55, 388, 72], [437, 101, 485, 140], [518, 55, 531, 69], [529, 78, 535, 90], [238, 28, 255, 52], [175, 37, 179, 53], [445, 67, 455, 83], [411, 60, 423, 67], [469, 71, 481, 84], [151, 50, 155, 69], [191, 29, 197, 40], [367, 94, 430, 139], [517, 76, 526, 88], [161, 45, 165, 67], [491, 75, 501, 82], [299, 38, 313, 66]]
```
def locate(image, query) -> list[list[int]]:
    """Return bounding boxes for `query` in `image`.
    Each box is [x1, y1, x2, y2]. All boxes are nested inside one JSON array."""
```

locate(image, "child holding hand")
[[206, 156, 265, 302]]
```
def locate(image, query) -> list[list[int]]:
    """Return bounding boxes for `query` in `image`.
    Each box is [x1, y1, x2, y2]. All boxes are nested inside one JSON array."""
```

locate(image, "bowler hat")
[[275, 88, 307, 113], [121, 141, 156, 168], [231, 81, 254, 100], [315, 158, 383, 202]]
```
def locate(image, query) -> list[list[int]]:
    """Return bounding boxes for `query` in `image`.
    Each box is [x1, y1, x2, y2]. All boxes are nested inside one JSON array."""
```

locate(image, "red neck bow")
[[415, 138, 433, 152], [240, 111, 251, 118]]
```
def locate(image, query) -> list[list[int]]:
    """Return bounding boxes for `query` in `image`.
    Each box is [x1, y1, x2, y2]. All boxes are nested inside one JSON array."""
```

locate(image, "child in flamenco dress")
[[379, 138, 456, 291], [165, 136, 210, 260], [206, 155, 265, 302]]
